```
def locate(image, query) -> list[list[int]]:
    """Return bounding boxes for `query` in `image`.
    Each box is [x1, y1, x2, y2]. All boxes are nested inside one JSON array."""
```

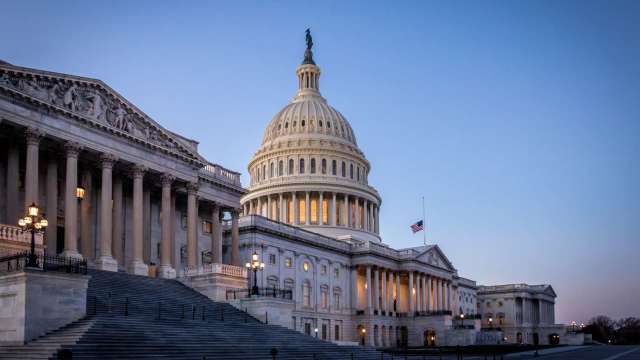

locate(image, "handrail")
[[225, 287, 293, 301], [0, 252, 87, 274]]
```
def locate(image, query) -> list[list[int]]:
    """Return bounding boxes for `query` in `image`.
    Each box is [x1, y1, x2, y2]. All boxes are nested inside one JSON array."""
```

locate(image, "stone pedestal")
[[229, 296, 294, 329], [95, 256, 118, 272], [0, 270, 89, 345], [180, 263, 247, 301], [60, 250, 83, 260], [127, 259, 148, 276], [157, 265, 177, 279]]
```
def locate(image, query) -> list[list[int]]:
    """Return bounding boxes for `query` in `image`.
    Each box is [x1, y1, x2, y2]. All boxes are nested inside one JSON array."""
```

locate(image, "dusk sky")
[[2, 0, 639, 324]]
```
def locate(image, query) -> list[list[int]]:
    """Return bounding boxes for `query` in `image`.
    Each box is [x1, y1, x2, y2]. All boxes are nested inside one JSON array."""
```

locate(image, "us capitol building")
[[0, 34, 570, 348]]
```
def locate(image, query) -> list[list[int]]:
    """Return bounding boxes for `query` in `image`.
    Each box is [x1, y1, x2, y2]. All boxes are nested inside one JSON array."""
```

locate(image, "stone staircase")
[[0, 270, 383, 359]]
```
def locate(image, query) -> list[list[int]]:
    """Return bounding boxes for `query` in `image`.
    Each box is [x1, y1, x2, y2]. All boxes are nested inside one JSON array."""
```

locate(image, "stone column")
[[395, 272, 401, 313], [186, 182, 198, 269], [373, 267, 380, 313], [305, 191, 310, 225], [257, 196, 262, 217], [408, 271, 414, 315], [416, 273, 423, 312], [249, 199, 254, 215], [231, 209, 240, 266], [95, 154, 118, 271], [45, 157, 58, 254], [267, 195, 272, 220], [211, 204, 222, 263], [278, 193, 284, 222], [365, 265, 372, 315], [363, 199, 369, 231], [158, 173, 176, 278], [423, 275, 429, 312], [112, 176, 123, 266], [127, 165, 148, 275], [350, 266, 358, 312], [369, 202, 374, 232], [381, 269, 387, 313], [318, 192, 323, 224], [374, 206, 379, 233], [62, 142, 82, 259], [79, 169, 93, 260], [6, 144, 20, 226], [331, 193, 337, 226], [24, 127, 43, 210], [143, 188, 151, 264], [354, 197, 360, 229], [292, 192, 299, 225], [345, 194, 351, 227]]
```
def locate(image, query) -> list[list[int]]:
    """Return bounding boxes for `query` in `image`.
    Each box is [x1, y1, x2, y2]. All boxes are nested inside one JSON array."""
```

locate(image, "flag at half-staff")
[[410, 220, 424, 234]]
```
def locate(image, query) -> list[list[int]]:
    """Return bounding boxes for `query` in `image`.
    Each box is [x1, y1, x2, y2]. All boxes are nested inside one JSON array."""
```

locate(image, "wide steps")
[[0, 270, 383, 360]]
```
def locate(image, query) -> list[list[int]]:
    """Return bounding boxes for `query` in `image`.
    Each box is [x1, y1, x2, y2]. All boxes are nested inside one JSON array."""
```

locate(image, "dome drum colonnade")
[[241, 45, 381, 240]]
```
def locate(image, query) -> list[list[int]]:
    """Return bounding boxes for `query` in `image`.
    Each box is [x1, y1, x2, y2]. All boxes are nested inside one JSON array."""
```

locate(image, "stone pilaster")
[[61, 142, 82, 259], [112, 176, 123, 266], [158, 173, 176, 278], [408, 271, 414, 315], [79, 169, 92, 260], [186, 182, 198, 269], [45, 157, 58, 254], [365, 265, 372, 315], [127, 165, 148, 275], [96, 154, 118, 271], [331, 193, 337, 226], [211, 204, 222, 264], [231, 209, 240, 266]]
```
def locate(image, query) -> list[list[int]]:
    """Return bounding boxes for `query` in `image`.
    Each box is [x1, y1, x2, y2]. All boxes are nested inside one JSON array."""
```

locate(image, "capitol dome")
[[241, 35, 381, 242]]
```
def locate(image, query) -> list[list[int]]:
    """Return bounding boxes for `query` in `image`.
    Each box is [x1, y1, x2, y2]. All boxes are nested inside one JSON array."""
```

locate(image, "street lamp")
[[245, 251, 265, 296], [460, 313, 465, 328], [488, 317, 493, 329], [314, 327, 318, 338], [18, 202, 48, 268], [571, 320, 577, 332]]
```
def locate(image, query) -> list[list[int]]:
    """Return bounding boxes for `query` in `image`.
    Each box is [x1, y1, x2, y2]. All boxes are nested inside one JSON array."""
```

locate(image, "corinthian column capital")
[[161, 173, 175, 187], [100, 153, 118, 169], [64, 141, 83, 157], [186, 181, 199, 194], [130, 164, 147, 178], [25, 127, 44, 145]]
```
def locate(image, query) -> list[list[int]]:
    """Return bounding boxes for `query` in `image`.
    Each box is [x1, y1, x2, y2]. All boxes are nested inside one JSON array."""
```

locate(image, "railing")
[[201, 163, 241, 186], [0, 252, 87, 275], [0, 224, 43, 256], [183, 263, 247, 278], [225, 287, 293, 300], [415, 310, 453, 317]]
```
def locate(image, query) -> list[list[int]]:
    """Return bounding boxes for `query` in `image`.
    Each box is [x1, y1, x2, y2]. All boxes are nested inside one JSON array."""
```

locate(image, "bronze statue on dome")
[[303, 28, 315, 65]]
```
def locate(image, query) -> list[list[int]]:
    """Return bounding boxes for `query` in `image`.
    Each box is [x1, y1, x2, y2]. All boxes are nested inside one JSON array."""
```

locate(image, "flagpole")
[[422, 196, 426, 245]]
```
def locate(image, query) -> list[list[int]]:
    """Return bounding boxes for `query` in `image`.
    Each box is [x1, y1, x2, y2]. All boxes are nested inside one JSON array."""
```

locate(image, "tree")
[[615, 317, 640, 345], [584, 315, 615, 343]]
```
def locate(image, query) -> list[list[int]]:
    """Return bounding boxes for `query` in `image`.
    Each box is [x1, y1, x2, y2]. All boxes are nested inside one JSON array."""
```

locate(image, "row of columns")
[[244, 191, 379, 233], [358, 265, 452, 316], [5, 127, 241, 277]]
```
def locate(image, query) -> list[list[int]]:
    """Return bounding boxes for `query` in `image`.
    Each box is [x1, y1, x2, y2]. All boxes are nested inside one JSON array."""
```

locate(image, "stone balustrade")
[[201, 163, 241, 186], [183, 263, 247, 278], [0, 224, 43, 255]]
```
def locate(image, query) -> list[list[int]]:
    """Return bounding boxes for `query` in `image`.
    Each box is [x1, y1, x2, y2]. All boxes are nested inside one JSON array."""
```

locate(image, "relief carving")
[[0, 69, 180, 153]]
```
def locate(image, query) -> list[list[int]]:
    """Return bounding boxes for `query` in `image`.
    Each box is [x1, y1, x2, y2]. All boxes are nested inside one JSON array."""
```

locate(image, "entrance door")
[[533, 333, 539, 346], [424, 330, 436, 347], [305, 323, 311, 336]]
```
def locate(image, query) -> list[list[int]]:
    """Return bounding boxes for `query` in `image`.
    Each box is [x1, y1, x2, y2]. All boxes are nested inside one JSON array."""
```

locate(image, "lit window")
[[303, 281, 311, 306], [202, 220, 212, 234], [321, 265, 327, 275], [322, 198, 329, 225], [288, 198, 294, 223], [303, 262, 310, 272], [299, 198, 306, 223], [310, 199, 318, 224], [269, 254, 276, 265], [321, 286, 328, 309], [285, 258, 293, 268]]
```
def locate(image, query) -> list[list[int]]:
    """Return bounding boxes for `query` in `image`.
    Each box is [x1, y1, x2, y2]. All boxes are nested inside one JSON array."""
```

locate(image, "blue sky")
[[2, 0, 639, 324]]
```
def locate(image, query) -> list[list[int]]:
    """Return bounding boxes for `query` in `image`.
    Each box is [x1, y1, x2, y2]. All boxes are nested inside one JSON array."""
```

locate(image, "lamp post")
[[460, 313, 465, 328], [18, 202, 48, 268], [245, 251, 265, 296], [488, 316, 493, 329]]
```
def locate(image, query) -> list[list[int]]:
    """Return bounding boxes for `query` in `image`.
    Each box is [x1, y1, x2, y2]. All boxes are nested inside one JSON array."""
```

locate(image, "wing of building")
[[0, 35, 572, 349]]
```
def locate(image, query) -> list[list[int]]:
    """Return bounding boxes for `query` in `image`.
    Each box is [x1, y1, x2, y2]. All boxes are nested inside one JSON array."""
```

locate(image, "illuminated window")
[[321, 265, 327, 275], [322, 198, 329, 225], [303, 261, 310, 272], [310, 198, 318, 224], [299, 198, 306, 223], [285, 257, 293, 268], [321, 285, 329, 309], [336, 200, 343, 226], [303, 281, 311, 306], [202, 220, 212, 234]]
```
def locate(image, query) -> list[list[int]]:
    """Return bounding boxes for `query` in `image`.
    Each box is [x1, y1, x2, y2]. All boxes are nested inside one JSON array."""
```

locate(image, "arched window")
[[332, 160, 337, 175], [321, 159, 327, 174], [341, 162, 346, 177], [285, 122, 289, 129], [310, 158, 316, 174], [303, 281, 311, 307], [327, 121, 331, 129], [333, 287, 341, 309], [262, 165, 266, 181], [270, 162, 274, 178], [350, 164, 354, 179], [320, 285, 329, 309], [319, 120, 323, 127], [357, 167, 360, 181], [301, 120, 306, 127], [278, 160, 283, 176], [288, 159, 294, 175], [299, 159, 305, 174]]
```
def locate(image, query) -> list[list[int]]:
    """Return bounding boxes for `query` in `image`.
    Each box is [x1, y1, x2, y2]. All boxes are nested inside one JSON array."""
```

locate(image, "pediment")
[[416, 245, 455, 271], [0, 63, 203, 164]]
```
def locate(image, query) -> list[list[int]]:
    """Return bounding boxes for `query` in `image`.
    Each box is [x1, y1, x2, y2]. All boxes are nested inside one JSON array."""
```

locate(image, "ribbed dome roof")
[[261, 96, 357, 146], [261, 61, 358, 147]]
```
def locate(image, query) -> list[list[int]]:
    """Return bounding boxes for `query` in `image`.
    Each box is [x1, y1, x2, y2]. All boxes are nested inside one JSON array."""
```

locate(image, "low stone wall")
[[0, 269, 89, 345], [444, 328, 477, 346], [179, 264, 247, 301], [229, 296, 294, 329]]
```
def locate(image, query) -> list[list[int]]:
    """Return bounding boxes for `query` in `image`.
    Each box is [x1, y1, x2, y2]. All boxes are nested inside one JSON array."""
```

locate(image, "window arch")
[[332, 160, 337, 175], [278, 160, 283, 176], [262, 165, 266, 181], [333, 287, 341, 309], [341, 161, 346, 177], [327, 121, 331, 129], [288, 159, 294, 175], [319, 120, 323, 127], [320, 285, 329, 309], [321, 159, 327, 174], [310, 158, 316, 174], [267, 275, 279, 289], [350, 164, 354, 179], [299, 159, 305, 174], [301, 119, 306, 127]]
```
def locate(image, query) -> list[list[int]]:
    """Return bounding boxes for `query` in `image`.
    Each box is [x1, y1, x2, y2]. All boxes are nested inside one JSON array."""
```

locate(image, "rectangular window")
[[321, 265, 327, 275], [299, 198, 306, 223], [310, 199, 318, 224], [269, 254, 276, 265], [334, 268, 339, 279], [322, 324, 327, 340], [285, 257, 293, 268], [304, 323, 311, 335], [322, 198, 329, 225], [334, 292, 340, 309], [321, 289, 328, 309], [202, 220, 212, 234], [334, 325, 340, 341]]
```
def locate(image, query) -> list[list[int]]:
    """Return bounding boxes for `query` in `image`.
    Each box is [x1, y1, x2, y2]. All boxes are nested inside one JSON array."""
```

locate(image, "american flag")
[[410, 220, 424, 234]]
